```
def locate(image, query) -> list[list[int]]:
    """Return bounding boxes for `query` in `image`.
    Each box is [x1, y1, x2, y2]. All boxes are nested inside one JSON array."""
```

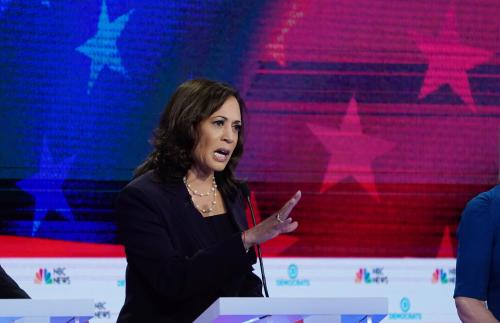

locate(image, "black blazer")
[[0, 265, 30, 299], [116, 170, 262, 323]]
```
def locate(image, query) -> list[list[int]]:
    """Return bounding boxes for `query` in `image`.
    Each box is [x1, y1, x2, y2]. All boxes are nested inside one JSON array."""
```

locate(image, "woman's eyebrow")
[[212, 116, 241, 123]]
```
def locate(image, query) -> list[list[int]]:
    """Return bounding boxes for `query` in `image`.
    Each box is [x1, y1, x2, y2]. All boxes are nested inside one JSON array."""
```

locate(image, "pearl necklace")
[[184, 175, 216, 197], [183, 175, 217, 213]]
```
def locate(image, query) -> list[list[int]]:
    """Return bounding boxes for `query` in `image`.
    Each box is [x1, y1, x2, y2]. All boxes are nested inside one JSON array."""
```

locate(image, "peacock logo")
[[432, 268, 450, 284], [34, 268, 52, 284], [355, 268, 371, 283]]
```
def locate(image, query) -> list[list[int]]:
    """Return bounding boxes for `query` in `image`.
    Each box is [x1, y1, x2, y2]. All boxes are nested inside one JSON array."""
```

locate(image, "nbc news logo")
[[431, 268, 456, 284]]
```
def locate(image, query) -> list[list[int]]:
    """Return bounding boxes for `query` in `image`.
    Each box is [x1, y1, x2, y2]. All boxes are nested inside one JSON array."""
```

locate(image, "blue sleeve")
[[454, 193, 494, 300]]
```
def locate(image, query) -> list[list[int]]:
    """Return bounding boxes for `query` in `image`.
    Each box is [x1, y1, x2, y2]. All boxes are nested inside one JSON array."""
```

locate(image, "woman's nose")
[[222, 125, 235, 143]]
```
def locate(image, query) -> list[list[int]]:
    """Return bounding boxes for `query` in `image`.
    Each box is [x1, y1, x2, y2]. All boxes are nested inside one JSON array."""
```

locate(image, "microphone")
[[240, 182, 270, 298]]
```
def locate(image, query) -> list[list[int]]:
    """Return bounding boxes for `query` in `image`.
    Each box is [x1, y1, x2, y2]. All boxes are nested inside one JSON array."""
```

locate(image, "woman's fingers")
[[250, 190, 301, 245], [281, 221, 298, 233], [277, 190, 301, 220], [275, 217, 292, 227], [276, 217, 297, 233]]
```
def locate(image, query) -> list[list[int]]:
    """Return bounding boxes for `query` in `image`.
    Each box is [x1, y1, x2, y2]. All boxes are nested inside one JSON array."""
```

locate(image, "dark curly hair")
[[135, 79, 246, 198]]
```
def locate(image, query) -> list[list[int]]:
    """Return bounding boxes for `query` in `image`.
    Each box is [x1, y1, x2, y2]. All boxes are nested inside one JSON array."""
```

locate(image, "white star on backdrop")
[[76, 0, 134, 94]]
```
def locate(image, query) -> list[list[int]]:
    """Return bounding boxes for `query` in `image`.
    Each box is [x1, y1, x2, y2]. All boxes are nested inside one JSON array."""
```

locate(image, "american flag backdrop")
[[0, 0, 499, 261], [238, 0, 500, 258]]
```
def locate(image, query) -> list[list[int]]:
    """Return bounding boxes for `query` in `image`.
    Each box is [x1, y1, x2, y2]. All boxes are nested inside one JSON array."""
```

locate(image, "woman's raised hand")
[[242, 190, 301, 249]]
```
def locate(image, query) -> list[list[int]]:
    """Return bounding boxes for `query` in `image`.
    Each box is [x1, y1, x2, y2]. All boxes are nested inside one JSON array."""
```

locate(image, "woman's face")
[[192, 96, 242, 175]]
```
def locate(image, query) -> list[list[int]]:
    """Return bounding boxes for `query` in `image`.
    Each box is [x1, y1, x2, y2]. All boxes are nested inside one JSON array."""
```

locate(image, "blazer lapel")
[[223, 190, 248, 232], [162, 180, 216, 247]]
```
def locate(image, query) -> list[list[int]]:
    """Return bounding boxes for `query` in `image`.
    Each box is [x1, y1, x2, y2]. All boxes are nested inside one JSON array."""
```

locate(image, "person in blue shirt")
[[454, 184, 500, 322]]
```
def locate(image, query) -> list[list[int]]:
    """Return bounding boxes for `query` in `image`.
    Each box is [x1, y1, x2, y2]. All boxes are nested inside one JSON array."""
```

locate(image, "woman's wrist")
[[241, 230, 252, 251]]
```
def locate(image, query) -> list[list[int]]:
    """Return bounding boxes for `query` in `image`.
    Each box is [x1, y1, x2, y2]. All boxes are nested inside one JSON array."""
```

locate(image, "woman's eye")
[[234, 124, 242, 132], [213, 120, 224, 127]]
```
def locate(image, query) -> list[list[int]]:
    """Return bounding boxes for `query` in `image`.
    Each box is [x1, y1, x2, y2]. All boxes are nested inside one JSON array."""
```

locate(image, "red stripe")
[[0, 236, 125, 257]]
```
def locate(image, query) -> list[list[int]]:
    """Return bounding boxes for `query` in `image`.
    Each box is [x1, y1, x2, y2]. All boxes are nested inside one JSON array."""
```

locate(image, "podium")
[[0, 299, 94, 323], [195, 297, 388, 323]]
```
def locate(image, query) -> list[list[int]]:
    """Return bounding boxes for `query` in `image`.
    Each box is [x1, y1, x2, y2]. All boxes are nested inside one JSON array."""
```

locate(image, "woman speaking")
[[116, 79, 301, 322]]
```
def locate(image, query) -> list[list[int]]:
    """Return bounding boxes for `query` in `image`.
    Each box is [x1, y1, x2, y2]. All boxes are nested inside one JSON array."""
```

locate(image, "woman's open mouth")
[[213, 149, 230, 162]]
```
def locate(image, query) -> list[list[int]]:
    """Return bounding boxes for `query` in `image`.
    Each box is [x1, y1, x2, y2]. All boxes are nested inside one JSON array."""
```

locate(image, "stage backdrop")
[[1, 0, 499, 322]]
